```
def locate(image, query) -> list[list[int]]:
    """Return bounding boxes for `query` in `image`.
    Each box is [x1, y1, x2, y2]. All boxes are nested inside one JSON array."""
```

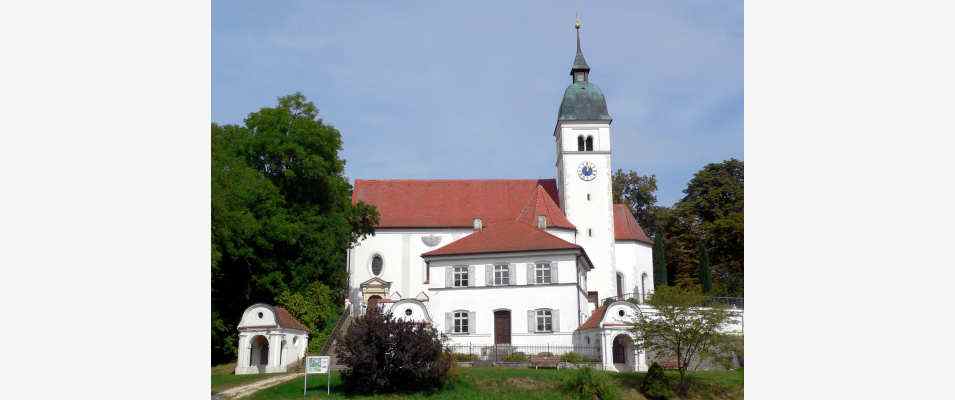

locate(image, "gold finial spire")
[[575, 13, 581, 30]]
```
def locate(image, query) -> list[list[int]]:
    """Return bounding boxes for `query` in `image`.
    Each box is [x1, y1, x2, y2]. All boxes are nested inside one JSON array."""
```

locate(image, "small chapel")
[[344, 19, 659, 372]]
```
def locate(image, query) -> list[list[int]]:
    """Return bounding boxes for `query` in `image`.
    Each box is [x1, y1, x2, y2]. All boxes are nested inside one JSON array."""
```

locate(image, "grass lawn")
[[247, 366, 743, 400], [211, 363, 292, 394]]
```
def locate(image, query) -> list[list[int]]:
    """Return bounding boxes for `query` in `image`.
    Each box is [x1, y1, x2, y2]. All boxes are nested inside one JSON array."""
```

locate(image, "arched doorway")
[[250, 335, 269, 368], [612, 334, 635, 371], [368, 295, 382, 312]]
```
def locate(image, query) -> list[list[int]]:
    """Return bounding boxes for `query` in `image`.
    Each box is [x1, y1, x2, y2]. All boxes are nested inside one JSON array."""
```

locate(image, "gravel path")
[[215, 372, 303, 399]]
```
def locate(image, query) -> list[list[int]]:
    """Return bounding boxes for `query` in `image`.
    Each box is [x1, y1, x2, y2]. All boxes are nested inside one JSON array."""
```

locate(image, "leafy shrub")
[[560, 352, 585, 364], [563, 367, 619, 400], [451, 352, 479, 362], [640, 362, 674, 400], [338, 311, 451, 394], [502, 352, 528, 362]]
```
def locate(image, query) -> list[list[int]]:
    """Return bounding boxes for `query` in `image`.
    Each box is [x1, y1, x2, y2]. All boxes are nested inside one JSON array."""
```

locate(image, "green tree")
[[698, 241, 712, 293], [634, 286, 736, 395], [612, 169, 660, 236], [651, 159, 743, 296], [211, 93, 379, 364], [653, 233, 668, 287], [680, 159, 743, 297], [276, 282, 342, 354]]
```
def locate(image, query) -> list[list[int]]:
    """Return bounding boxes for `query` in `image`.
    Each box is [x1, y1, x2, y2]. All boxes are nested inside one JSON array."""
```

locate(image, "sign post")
[[304, 356, 331, 396]]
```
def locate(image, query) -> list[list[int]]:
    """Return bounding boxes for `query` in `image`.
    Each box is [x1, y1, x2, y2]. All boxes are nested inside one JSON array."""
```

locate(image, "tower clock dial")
[[577, 161, 597, 181]]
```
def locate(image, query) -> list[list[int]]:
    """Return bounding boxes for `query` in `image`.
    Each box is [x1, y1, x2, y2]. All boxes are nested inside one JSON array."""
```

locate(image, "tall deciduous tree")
[[633, 286, 736, 394], [680, 159, 743, 296], [612, 169, 660, 237], [211, 93, 379, 364]]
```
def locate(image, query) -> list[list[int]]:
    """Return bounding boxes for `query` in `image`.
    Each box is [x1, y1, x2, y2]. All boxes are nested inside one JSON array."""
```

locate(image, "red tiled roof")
[[421, 221, 589, 264], [352, 179, 575, 230], [577, 305, 608, 331], [613, 204, 652, 244], [274, 306, 309, 332]]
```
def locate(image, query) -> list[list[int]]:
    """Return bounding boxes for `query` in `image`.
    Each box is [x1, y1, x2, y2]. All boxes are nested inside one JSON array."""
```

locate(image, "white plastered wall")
[[614, 240, 654, 302], [425, 251, 589, 348], [555, 122, 618, 304]]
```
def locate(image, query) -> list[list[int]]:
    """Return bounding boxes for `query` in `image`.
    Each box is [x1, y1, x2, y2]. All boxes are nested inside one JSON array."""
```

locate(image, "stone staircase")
[[317, 305, 353, 370]]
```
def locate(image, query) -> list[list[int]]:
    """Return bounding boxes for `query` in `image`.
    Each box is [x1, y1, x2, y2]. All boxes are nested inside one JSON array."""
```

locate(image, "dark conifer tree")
[[653, 233, 668, 287], [698, 241, 712, 293]]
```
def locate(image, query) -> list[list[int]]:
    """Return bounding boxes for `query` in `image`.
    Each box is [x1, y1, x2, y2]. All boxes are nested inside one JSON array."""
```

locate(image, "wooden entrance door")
[[494, 310, 511, 345], [368, 295, 382, 313]]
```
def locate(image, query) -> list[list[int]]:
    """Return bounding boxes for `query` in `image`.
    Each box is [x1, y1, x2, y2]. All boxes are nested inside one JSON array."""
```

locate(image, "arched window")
[[585, 136, 594, 151], [616, 273, 624, 299], [577, 136, 585, 151], [371, 254, 383, 276]]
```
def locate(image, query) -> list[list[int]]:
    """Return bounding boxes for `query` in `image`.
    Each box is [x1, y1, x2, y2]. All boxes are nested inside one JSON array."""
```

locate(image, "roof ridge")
[[354, 178, 554, 183]]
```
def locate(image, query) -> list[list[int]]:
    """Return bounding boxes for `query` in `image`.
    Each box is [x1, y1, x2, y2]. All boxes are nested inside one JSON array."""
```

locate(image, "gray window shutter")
[[526, 263, 534, 285], [445, 312, 452, 333], [527, 310, 535, 333], [468, 311, 476, 334], [486, 265, 493, 286], [446, 267, 453, 288], [552, 309, 560, 332], [551, 262, 558, 283], [508, 264, 516, 285], [468, 265, 476, 286]]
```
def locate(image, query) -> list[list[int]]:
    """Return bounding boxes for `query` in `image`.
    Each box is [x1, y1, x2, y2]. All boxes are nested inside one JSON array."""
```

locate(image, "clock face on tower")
[[577, 161, 597, 181]]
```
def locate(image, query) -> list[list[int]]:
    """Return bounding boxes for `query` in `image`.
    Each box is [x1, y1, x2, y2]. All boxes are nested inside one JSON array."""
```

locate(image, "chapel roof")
[[577, 304, 608, 331], [612, 204, 653, 244], [352, 179, 575, 230], [273, 307, 309, 331], [240, 304, 309, 332]]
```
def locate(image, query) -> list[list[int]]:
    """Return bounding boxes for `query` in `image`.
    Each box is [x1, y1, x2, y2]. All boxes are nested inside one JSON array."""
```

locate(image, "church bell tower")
[[554, 17, 617, 303]]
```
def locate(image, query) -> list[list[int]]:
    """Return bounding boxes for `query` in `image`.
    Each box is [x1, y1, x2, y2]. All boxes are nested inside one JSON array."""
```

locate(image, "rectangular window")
[[535, 262, 552, 284], [536, 309, 553, 332], [454, 311, 469, 333], [453, 266, 469, 287], [494, 264, 509, 285]]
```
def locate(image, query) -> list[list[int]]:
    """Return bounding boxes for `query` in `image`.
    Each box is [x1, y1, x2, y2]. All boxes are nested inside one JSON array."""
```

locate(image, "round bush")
[[337, 311, 451, 394], [560, 352, 585, 364], [640, 362, 674, 400], [562, 367, 619, 400], [503, 352, 528, 362]]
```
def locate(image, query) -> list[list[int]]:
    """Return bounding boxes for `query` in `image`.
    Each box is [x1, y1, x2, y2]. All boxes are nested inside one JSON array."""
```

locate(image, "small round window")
[[257, 312, 263, 319], [371, 254, 384, 276], [618, 310, 625, 317], [404, 309, 413, 316]]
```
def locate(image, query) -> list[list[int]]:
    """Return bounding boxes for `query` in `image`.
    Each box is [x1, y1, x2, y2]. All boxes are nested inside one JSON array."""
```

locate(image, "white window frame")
[[453, 310, 469, 333], [535, 262, 552, 284], [535, 309, 553, 332], [494, 264, 509, 285], [453, 266, 469, 287]]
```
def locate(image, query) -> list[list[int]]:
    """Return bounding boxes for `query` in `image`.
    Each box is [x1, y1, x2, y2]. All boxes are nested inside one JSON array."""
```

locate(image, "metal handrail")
[[600, 292, 744, 309], [317, 303, 352, 356]]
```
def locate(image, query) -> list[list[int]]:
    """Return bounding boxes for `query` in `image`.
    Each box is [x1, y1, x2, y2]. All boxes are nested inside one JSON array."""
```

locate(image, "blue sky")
[[213, 1, 742, 206]]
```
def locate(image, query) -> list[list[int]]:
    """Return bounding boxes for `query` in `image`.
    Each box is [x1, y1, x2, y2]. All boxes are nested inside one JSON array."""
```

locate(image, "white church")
[[345, 22, 666, 372]]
